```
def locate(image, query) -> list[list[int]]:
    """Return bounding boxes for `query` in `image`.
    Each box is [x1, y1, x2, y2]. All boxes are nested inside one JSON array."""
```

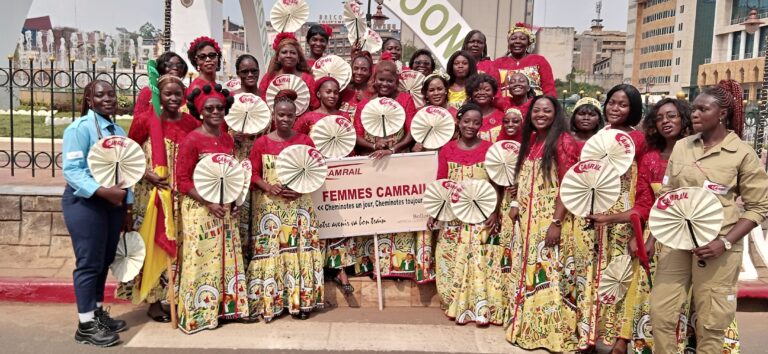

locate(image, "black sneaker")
[[74, 320, 120, 347], [95, 307, 128, 333]]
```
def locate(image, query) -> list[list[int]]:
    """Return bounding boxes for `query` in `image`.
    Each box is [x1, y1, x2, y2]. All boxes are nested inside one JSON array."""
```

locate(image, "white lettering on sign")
[[383, 0, 470, 68]]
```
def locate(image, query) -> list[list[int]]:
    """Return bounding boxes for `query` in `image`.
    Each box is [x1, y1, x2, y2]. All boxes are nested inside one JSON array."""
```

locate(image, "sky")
[[26, 0, 629, 34]]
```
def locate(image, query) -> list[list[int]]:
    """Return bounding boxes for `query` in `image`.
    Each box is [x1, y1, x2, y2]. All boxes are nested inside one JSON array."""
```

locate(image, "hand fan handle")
[[584, 189, 596, 230], [381, 114, 387, 138], [472, 200, 488, 221], [283, 171, 303, 191], [686, 219, 706, 267], [219, 177, 224, 206], [241, 111, 249, 133], [421, 126, 433, 145], [434, 201, 446, 223]]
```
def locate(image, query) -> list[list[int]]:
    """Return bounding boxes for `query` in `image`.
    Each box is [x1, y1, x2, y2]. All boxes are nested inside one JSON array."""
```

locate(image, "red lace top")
[[175, 130, 235, 194], [353, 92, 418, 136], [633, 149, 667, 221], [129, 112, 199, 146], [134, 87, 153, 118], [248, 133, 315, 184], [339, 87, 373, 119], [477, 59, 501, 86], [437, 139, 492, 179], [525, 132, 580, 182], [294, 110, 351, 135], [498, 97, 532, 120], [494, 54, 556, 97], [258, 71, 319, 110]]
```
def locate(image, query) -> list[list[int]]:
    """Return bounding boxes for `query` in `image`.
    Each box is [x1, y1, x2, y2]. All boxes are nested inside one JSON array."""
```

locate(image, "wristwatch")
[[719, 236, 732, 250], [551, 218, 562, 227]]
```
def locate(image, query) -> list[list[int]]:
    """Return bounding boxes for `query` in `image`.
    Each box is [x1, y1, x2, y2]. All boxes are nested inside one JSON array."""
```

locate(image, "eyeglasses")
[[196, 52, 219, 61], [164, 61, 185, 69], [238, 69, 259, 75], [413, 60, 431, 66], [203, 105, 226, 113], [655, 113, 680, 122]]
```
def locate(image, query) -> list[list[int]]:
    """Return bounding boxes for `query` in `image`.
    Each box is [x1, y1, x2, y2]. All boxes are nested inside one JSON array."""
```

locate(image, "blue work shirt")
[[62, 110, 134, 204]]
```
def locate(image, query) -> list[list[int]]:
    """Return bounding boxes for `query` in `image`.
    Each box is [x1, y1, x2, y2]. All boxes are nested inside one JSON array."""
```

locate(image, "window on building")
[[676, 57, 680, 65], [733, 32, 742, 59], [677, 40, 682, 48], [674, 74, 679, 82], [680, 5, 685, 13], [678, 23, 683, 31], [746, 32, 755, 56]]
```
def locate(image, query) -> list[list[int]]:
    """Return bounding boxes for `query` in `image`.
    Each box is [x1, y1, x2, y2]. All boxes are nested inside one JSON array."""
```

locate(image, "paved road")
[[2, 301, 768, 354]]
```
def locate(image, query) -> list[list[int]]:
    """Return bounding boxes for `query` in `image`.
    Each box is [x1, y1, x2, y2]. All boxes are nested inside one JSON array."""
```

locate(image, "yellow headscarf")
[[508, 22, 536, 46]]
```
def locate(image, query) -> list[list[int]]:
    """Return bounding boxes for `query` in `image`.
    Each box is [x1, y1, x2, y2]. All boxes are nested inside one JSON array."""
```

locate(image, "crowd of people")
[[59, 21, 768, 354]]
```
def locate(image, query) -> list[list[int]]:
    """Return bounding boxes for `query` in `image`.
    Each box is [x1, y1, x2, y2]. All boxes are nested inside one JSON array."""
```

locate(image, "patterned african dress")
[[494, 54, 556, 97], [435, 139, 505, 325], [116, 111, 199, 303], [339, 87, 373, 119], [247, 133, 324, 321], [295, 111, 358, 271], [351, 93, 426, 280], [448, 88, 467, 110], [478, 109, 505, 143], [504, 132, 580, 351], [629, 149, 741, 354], [584, 129, 646, 346], [174, 130, 249, 334]]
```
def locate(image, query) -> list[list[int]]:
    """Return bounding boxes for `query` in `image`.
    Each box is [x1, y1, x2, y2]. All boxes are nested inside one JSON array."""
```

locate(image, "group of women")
[[60, 21, 768, 354]]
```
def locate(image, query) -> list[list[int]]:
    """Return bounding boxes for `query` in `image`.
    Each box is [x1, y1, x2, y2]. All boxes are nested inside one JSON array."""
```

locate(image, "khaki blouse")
[[662, 131, 768, 251]]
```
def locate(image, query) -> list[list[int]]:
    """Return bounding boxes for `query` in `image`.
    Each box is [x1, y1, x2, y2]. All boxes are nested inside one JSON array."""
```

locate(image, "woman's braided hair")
[[702, 79, 744, 138]]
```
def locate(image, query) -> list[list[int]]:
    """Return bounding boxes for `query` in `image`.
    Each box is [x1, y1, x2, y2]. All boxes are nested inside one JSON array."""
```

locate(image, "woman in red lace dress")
[[185, 37, 222, 96], [339, 52, 374, 119], [462, 30, 500, 85], [258, 33, 318, 109], [494, 23, 555, 97], [466, 73, 505, 143], [295, 76, 351, 135]]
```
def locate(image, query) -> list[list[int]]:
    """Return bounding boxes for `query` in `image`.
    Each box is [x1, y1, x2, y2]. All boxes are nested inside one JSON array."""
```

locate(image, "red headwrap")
[[273, 32, 298, 51], [188, 36, 221, 55], [314, 76, 340, 93], [191, 84, 227, 114], [380, 51, 394, 61]]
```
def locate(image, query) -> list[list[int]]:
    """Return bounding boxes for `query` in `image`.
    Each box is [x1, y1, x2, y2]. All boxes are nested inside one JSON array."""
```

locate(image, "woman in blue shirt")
[[61, 80, 133, 347]]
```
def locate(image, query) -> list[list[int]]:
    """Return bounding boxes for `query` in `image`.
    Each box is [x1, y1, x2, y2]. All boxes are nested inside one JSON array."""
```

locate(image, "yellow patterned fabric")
[[247, 154, 325, 321], [504, 158, 579, 351], [435, 161, 505, 325], [177, 196, 249, 334], [447, 89, 467, 110]]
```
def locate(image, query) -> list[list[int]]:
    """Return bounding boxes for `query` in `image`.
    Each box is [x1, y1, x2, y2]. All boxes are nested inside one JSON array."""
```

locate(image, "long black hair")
[[643, 98, 693, 151], [604, 84, 643, 127], [514, 95, 568, 186], [570, 103, 604, 135], [447, 50, 477, 86], [461, 30, 488, 60], [156, 51, 188, 78], [421, 75, 449, 103]]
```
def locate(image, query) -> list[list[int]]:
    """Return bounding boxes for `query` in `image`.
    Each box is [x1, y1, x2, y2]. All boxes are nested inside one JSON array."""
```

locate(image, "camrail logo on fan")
[[501, 141, 520, 154], [655, 190, 689, 211], [573, 160, 602, 174], [315, 56, 333, 68], [272, 75, 291, 86], [441, 180, 457, 190], [308, 148, 326, 166], [379, 97, 398, 108], [400, 71, 419, 81], [335, 116, 353, 131], [239, 94, 258, 103], [226, 79, 240, 89], [615, 133, 633, 154], [282, 0, 299, 6], [212, 153, 236, 167], [425, 106, 446, 116], [102, 137, 127, 149]]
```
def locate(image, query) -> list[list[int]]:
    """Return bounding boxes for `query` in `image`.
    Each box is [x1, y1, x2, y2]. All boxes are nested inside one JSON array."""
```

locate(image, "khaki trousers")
[[649, 246, 740, 354]]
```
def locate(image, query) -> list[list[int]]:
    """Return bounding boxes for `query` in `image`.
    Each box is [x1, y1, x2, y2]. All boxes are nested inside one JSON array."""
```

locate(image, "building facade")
[[573, 25, 626, 75], [536, 27, 575, 81], [698, 0, 768, 102]]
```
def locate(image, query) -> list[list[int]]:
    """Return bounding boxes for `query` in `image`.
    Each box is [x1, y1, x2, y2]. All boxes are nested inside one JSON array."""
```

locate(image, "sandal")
[[332, 275, 355, 295], [147, 302, 171, 323], [291, 311, 310, 320]]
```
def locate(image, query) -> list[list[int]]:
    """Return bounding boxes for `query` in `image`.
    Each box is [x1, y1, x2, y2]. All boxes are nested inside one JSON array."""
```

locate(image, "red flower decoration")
[[273, 32, 298, 51], [188, 36, 221, 55], [321, 24, 333, 37], [515, 22, 530, 29], [380, 51, 394, 61]]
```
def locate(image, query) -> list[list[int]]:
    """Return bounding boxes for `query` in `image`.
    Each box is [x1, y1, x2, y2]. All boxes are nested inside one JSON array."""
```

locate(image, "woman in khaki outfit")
[[650, 79, 768, 353]]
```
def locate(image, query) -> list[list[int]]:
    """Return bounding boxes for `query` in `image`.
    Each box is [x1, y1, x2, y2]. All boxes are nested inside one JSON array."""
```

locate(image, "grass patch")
[[0, 114, 133, 139]]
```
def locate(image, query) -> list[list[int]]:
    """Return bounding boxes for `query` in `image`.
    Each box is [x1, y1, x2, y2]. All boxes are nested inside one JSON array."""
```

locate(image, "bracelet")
[[509, 201, 519, 208]]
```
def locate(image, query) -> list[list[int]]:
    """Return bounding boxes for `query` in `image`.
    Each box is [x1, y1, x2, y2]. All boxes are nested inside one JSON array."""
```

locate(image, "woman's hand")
[[96, 186, 127, 207], [280, 188, 302, 201], [206, 203, 227, 219], [412, 142, 424, 152], [505, 185, 518, 198], [484, 212, 499, 233], [586, 214, 613, 228], [268, 184, 284, 196], [231, 204, 240, 218], [122, 210, 134, 232], [370, 148, 394, 160], [427, 216, 437, 230], [629, 237, 639, 258], [508, 206, 519, 222], [645, 236, 656, 259], [144, 170, 170, 189], [544, 223, 561, 247], [693, 238, 727, 261]]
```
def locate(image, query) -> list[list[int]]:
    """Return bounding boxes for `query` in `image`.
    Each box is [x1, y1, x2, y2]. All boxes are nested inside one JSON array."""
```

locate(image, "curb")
[[0, 278, 127, 303]]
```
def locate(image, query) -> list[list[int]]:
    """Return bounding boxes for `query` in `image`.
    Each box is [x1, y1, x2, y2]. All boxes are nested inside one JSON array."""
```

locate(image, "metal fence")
[[0, 58, 148, 177]]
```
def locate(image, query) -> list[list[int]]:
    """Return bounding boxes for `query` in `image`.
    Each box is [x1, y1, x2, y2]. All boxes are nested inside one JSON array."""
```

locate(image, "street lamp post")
[[743, 9, 767, 164]]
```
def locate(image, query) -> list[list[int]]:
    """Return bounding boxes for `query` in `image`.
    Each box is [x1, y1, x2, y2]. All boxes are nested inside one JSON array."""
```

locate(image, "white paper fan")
[[649, 187, 724, 254], [360, 97, 406, 137], [484, 140, 521, 187], [349, 27, 383, 53], [110, 231, 145, 282], [398, 70, 426, 107], [270, 0, 310, 33], [309, 115, 356, 158], [449, 179, 498, 224], [87, 136, 146, 188], [224, 78, 241, 91], [410, 106, 455, 149], [225, 93, 271, 134], [343, 0, 367, 45], [560, 160, 622, 217], [597, 255, 633, 304], [423, 179, 458, 222], [312, 55, 352, 91], [236, 159, 252, 207], [275, 145, 329, 194], [265, 74, 311, 115], [580, 129, 636, 175], [193, 153, 245, 205]]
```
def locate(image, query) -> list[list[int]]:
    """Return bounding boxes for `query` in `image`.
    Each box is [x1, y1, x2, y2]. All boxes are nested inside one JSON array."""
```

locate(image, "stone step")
[[324, 276, 440, 308]]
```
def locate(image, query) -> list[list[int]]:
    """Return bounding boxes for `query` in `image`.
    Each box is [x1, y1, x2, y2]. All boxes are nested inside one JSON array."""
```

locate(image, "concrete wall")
[[399, 0, 533, 61], [0, 192, 75, 278], [536, 27, 575, 81]]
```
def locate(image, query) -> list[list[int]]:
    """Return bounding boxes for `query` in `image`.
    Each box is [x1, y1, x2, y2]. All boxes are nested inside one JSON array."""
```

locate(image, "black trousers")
[[62, 185, 125, 313]]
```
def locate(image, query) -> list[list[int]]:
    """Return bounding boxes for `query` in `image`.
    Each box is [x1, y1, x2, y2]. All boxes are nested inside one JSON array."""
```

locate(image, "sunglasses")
[[413, 60, 431, 66], [196, 52, 219, 61], [203, 105, 226, 113], [238, 69, 259, 75], [164, 61, 185, 69]]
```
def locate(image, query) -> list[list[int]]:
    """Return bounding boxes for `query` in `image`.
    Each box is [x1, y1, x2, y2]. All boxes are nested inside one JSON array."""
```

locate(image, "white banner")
[[382, 0, 472, 68], [240, 0, 272, 75], [310, 152, 438, 239]]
